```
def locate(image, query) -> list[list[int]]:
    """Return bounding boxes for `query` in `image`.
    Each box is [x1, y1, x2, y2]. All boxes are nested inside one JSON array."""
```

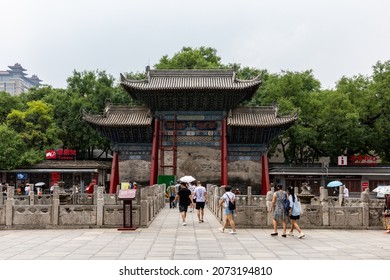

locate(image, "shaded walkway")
[[0, 204, 390, 260]]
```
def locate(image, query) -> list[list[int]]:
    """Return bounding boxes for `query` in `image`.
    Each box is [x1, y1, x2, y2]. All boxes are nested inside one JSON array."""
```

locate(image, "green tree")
[[0, 91, 23, 124], [305, 90, 363, 163], [256, 70, 322, 163], [155, 46, 223, 69], [6, 100, 60, 150], [370, 60, 390, 162], [0, 124, 28, 170], [65, 70, 124, 159]]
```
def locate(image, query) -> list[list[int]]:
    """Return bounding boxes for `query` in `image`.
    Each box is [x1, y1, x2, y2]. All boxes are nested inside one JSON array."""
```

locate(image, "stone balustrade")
[[208, 185, 385, 229], [0, 184, 165, 229], [0, 183, 385, 229]]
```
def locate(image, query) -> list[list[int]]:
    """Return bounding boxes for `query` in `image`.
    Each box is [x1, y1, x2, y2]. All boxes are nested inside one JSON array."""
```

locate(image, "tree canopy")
[[155, 46, 223, 69]]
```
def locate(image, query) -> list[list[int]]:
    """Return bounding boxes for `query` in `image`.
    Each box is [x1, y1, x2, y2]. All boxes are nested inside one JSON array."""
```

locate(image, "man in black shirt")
[[174, 182, 194, 226]]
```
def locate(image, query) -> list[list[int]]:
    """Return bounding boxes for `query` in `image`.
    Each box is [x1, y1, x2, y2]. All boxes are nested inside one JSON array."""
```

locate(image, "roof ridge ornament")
[[146, 65, 150, 82]]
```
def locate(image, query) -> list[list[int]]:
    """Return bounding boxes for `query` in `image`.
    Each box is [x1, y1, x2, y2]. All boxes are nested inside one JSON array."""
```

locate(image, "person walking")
[[343, 185, 349, 198], [218, 186, 237, 234], [194, 181, 207, 223], [287, 186, 305, 238], [188, 181, 196, 212], [269, 184, 287, 237], [173, 182, 194, 226], [383, 194, 390, 233], [167, 181, 177, 208]]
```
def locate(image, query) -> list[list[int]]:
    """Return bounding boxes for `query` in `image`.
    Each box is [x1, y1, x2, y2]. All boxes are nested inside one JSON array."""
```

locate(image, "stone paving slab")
[[0, 205, 390, 260]]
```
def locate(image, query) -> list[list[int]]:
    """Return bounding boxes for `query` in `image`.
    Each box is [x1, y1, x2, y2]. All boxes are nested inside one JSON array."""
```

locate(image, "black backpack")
[[226, 193, 236, 210]]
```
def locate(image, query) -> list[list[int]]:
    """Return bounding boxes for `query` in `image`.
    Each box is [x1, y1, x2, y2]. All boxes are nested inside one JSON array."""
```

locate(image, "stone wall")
[[208, 185, 385, 229], [120, 146, 262, 192], [0, 184, 165, 229]]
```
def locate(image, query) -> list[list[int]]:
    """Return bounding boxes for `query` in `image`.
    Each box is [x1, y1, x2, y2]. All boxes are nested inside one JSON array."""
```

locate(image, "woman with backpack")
[[218, 186, 237, 234], [269, 184, 287, 237], [287, 186, 305, 238]]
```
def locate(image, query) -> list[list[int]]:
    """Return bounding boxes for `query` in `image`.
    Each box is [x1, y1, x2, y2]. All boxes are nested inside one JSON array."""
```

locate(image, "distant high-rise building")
[[0, 63, 42, 96]]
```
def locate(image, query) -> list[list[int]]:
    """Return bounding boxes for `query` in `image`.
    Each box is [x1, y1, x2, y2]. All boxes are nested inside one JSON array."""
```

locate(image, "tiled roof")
[[121, 69, 261, 91], [82, 105, 152, 127], [120, 68, 262, 111], [228, 106, 298, 127], [29, 160, 112, 169]]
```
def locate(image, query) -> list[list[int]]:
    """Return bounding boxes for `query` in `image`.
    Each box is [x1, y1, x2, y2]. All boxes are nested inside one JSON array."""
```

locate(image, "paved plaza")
[[0, 205, 390, 260]]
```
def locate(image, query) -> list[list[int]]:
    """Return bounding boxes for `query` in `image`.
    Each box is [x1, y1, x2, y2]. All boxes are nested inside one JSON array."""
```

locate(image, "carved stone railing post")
[[361, 188, 370, 228], [29, 190, 34, 205], [140, 186, 149, 227], [156, 186, 161, 214], [339, 185, 345, 206], [206, 184, 212, 211], [152, 187, 156, 215], [160, 185, 165, 210], [96, 186, 104, 226], [247, 186, 252, 206], [52, 186, 60, 226], [6, 186, 14, 226], [93, 185, 98, 205], [214, 186, 223, 221], [148, 187, 153, 219], [266, 188, 273, 226], [320, 187, 329, 226]]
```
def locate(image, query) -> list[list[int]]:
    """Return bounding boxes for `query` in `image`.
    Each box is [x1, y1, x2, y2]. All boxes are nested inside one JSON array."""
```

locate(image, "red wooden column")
[[150, 119, 160, 186], [261, 153, 270, 195], [221, 119, 228, 185], [109, 149, 119, 194]]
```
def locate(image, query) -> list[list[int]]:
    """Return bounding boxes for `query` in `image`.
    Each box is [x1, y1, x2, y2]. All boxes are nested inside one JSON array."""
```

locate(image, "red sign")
[[46, 149, 76, 160], [349, 155, 377, 166], [46, 150, 57, 159]]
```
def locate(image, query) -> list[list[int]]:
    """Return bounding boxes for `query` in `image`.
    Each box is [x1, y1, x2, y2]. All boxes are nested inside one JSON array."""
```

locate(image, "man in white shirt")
[[343, 185, 349, 198], [194, 181, 207, 223], [24, 184, 30, 195]]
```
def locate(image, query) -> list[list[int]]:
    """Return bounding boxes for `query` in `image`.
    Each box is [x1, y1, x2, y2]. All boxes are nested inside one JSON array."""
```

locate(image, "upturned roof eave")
[[82, 107, 152, 127], [120, 69, 262, 91], [120, 81, 261, 91]]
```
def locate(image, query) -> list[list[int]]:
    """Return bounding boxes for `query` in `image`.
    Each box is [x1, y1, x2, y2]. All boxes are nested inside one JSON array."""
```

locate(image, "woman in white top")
[[287, 186, 305, 238]]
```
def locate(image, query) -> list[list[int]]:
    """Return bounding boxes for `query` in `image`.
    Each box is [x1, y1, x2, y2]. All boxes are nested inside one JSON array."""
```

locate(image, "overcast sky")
[[1, 0, 389, 89]]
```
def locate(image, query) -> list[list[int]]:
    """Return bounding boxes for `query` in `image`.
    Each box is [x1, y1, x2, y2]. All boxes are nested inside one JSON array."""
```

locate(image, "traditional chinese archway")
[[83, 68, 297, 194]]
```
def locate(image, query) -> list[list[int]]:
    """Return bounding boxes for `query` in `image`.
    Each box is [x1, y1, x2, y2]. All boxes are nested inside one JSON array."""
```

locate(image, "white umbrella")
[[373, 186, 390, 195], [179, 175, 196, 183], [35, 182, 45, 187]]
